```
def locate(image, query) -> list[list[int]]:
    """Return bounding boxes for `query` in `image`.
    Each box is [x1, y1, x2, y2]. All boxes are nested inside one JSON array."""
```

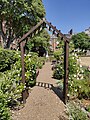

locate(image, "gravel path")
[[12, 62, 68, 120], [80, 57, 90, 66]]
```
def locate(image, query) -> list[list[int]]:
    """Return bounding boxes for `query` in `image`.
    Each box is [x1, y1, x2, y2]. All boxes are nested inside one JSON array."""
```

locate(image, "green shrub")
[[1, 70, 24, 106], [37, 57, 46, 69], [53, 50, 90, 99], [0, 90, 11, 120], [49, 55, 55, 62], [68, 65, 90, 99], [53, 63, 64, 80], [84, 67, 90, 80], [0, 50, 45, 119], [86, 105, 90, 112], [24, 52, 38, 87], [22, 53, 46, 87], [68, 79, 90, 99], [0, 51, 38, 106], [53, 49, 63, 61], [53, 52, 84, 80], [67, 102, 89, 120], [0, 48, 17, 72]]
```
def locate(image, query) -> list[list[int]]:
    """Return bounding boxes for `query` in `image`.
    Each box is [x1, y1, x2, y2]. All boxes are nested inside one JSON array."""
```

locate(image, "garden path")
[[12, 62, 68, 120]]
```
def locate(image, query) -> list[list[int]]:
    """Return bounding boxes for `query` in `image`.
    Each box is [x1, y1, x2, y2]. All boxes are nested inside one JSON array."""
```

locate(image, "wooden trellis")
[[18, 18, 71, 104]]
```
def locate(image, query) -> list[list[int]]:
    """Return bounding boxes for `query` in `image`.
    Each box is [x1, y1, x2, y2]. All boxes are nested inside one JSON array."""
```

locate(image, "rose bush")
[[53, 42, 90, 99], [0, 49, 45, 119]]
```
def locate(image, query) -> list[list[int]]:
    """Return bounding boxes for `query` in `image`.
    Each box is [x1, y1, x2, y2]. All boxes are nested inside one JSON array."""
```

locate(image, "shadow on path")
[[36, 82, 64, 103]]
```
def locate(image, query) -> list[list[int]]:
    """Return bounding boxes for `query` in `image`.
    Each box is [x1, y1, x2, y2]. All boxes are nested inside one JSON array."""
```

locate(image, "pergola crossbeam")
[[44, 19, 70, 42], [18, 19, 45, 44]]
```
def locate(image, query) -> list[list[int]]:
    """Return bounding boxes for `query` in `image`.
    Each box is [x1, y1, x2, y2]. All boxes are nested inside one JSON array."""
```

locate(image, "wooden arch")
[[18, 18, 71, 104]]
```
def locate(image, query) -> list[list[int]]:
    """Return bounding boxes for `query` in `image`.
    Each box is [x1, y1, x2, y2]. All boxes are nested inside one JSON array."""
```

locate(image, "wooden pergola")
[[18, 18, 71, 104]]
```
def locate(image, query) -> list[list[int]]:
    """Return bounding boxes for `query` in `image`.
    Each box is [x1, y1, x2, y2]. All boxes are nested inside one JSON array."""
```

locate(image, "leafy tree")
[[26, 29, 50, 56], [0, 0, 45, 48], [71, 32, 90, 51]]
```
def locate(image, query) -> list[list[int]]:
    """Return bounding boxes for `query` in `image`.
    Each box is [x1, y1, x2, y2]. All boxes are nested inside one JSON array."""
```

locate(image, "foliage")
[[53, 63, 64, 80], [53, 44, 64, 79], [86, 105, 90, 112], [53, 40, 85, 80], [24, 52, 38, 87], [53, 51, 90, 99], [52, 41, 90, 99], [0, 51, 39, 119], [68, 57, 90, 98], [0, 49, 24, 106], [0, 52, 24, 106], [0, 0, 46, 48], [67, 102, 89, 120], [37, 57, 46, 69], [68, 53, 84, 81], [71, 32, 90, 51], [68, 79, 90, 99], [53, 51, 84, 81], [1, 51, 45, 100], [0, 49, 45, 104], [53, 48, 63, 61], [26, 29, 50, 56], [0, 48, 17, 72], [0, 47, 46, 119], [0, 90, 11, 120], [84, 66, 90, 79]]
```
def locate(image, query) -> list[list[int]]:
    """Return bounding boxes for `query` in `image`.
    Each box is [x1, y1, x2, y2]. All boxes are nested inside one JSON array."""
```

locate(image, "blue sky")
[[43, 0, 90, 34]]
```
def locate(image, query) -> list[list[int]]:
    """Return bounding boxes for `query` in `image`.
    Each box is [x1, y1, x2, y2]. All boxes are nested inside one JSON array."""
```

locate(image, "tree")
[[26, 29, 50, 56], [0, 0, 45, 48], [71, 32, 90, 51]]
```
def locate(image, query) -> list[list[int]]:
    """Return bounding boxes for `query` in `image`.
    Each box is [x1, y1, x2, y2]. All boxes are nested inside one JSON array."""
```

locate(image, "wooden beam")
[[20, 42, 26, 104], [44, 19, 70, 42], [53, 30, 55, 34], [63, 41, 69, 104], [18, 19, 45, 44], [18, 18, 70, 44]]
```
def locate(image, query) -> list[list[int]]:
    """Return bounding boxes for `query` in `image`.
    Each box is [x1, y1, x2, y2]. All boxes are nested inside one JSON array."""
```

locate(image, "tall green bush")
[[53, 48, 63, 61], [0, 48, 17, 72], [53, 63, 64, 79], [1, 52, 24, 106], [0, 50, 39, 119], [0, 90, 11, 120], [67, 102, 89, 120], [53, 43, 90, 99], [53, 52, 84, 81], [24, 52, 38, 87], [1, 52, 38, 105]]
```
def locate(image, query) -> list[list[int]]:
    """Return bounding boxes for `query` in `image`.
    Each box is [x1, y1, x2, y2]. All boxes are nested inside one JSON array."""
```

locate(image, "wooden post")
[[53, 38, 56, 52], [63, 40, 69, 104], [20, 42, 26, 104]]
